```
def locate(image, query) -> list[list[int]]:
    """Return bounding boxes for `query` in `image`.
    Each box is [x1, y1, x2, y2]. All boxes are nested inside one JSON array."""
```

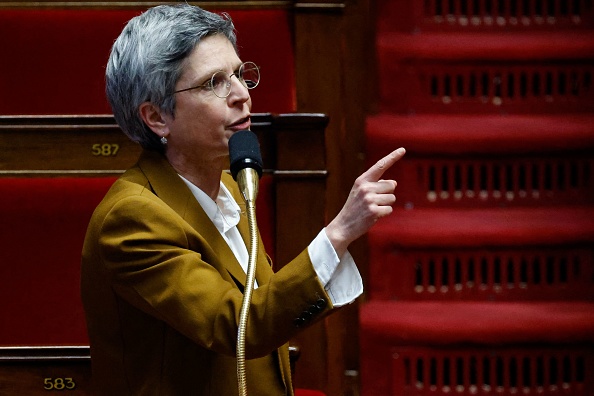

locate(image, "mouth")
[[228, 115, 251, 131]]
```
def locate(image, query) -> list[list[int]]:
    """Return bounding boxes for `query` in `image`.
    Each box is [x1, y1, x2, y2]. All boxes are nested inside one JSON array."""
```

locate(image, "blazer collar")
[[135, 150, 271, 289]]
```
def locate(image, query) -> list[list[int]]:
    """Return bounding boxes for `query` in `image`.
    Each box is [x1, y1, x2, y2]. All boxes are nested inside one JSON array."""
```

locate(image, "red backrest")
[[0, 178, 115, 345], [0, 175, 275, 345], [0, 9, 295, 115]]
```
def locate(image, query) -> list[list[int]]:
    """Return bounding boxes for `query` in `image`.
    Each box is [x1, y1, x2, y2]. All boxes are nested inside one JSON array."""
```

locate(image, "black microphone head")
[[228, 130, 263, 181]]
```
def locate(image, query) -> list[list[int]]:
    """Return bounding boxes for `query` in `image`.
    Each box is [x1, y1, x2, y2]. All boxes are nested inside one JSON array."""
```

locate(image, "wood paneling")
[[294, 1, 374, 394], [0, 347, 91, 395]]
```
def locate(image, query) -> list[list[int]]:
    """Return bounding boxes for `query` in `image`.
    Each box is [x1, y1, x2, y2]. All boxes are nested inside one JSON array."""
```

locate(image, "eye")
[[210, 71, 228, 89], [239, 63, 260, 89]]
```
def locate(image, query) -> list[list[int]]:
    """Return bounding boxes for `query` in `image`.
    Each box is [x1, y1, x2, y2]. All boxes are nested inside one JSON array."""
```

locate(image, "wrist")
[[324, 222, 350, 258]]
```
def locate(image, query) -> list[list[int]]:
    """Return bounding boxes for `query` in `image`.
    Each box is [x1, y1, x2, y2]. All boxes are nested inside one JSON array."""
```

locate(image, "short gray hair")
[[106, 4, 237, 152]]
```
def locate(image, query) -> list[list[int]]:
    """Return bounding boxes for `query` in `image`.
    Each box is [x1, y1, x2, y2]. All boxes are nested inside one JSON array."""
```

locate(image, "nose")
[[227, 75, 250, 105]]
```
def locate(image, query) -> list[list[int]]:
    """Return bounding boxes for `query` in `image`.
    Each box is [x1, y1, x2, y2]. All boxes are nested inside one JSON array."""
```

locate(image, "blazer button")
[[315, 298, 327, 310], [308, 304, 321, 315], [293, 317, 306, 328], [301, 310, 313, 322]]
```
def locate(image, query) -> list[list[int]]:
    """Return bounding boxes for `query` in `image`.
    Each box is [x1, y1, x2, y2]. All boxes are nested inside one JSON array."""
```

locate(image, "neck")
[[166, 152, 225, 201]]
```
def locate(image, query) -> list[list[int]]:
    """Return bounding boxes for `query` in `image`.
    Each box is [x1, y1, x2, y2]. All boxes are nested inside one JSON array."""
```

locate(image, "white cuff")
[[308, 228, 363, 307]]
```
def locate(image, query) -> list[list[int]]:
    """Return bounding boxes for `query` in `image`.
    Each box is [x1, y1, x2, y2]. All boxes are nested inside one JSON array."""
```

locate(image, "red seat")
[[361, 301, 594, 346], [295, 390, 326, 396], [371, 207, 594, 249], [367, 113, 594, 155], [0, 9, 295, 115], [0, 175, 275, 345]]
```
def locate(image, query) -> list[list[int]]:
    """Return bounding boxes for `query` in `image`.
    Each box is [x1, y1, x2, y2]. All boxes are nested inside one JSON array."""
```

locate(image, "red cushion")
[[0, 176, 276, 345], [0, 177, 116, 345], [370, 207, 594, 249], [366, 113, 594, 155], [360, 300, 594, 345], [295, 390, 326, 396], [379, 31, 594, 61], [0, 9, 295, 115]]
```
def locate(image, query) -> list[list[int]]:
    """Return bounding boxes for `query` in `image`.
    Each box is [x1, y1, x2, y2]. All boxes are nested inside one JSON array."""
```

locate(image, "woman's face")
[[162, 34, 252, 167]]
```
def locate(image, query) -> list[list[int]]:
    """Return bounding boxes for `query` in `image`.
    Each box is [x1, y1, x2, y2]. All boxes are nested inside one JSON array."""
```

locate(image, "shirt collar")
[[178, 175, 241, 234]]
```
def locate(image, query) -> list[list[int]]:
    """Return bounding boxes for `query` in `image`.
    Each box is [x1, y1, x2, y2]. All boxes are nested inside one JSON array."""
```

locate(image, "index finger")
[[361, 147, 406, 182]]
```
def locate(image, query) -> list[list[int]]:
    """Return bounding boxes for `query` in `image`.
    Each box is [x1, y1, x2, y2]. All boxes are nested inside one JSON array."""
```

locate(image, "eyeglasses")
[[172, 61, 260, 98]]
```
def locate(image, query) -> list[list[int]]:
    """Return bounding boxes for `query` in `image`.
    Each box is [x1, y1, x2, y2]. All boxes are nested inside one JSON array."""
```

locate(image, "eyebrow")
[[191, 69, 220, 87], [196, 62, 243, 83], [178, 61, 244, 93]]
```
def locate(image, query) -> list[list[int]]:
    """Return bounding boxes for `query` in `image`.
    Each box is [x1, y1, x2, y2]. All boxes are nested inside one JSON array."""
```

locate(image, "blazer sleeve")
[[95, 188, 333, 359]]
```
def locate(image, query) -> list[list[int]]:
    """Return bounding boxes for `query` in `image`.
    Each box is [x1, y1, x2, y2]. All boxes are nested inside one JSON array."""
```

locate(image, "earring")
[[160, 136, 168, 145]]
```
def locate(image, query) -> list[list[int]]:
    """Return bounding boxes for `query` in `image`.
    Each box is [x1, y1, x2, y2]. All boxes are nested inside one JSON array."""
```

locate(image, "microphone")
[[229, 129, 263, 395], [229, 130, 263, 203]]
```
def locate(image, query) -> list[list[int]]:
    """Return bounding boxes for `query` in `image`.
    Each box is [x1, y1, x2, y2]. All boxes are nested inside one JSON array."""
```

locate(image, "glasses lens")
[[240, 62, 260, 90], [211, 71, 231, 98]]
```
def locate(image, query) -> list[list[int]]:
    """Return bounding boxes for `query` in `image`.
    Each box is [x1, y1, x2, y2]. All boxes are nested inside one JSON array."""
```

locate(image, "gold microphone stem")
[[237, 168, 259, 396]]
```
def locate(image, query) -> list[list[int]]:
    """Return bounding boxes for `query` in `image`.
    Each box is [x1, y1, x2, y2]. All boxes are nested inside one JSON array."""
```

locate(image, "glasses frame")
[[172, 61, 260, 99]]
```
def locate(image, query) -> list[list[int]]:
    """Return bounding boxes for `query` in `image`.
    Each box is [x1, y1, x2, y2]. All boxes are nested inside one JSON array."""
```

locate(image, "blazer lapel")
[[136, 150, 248, 288], [137, 151, 289, 391], [222, 173, 273, 287]]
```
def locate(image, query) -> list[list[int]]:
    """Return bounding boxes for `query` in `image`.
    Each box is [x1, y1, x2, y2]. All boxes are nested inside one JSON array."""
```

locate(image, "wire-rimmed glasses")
[[172, 61, 260, 98]]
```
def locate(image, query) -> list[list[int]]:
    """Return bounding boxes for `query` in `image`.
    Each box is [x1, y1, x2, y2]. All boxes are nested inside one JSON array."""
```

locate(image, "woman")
[[81, 4, 405, 395]]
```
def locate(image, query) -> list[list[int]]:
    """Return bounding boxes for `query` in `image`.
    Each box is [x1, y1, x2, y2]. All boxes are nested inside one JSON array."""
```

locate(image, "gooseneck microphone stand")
[[235, 167, 259, 396], [228, 130, 263, 396]]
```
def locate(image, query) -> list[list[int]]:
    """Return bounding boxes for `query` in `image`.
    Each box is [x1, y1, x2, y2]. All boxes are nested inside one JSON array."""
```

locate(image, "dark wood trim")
[[0, 1, 345, 10], [293, 0, 373, 394], [0, 346, 90, 362], [0, 113, 328, 177]]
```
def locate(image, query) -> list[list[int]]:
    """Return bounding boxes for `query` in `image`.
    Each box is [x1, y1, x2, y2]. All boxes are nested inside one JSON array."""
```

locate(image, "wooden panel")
[[0, 116, 140, 175], [294, 1, 374, 394], [0, 346, 306, 394], [0, 113, 301, 176], [0, 347, 91, 395]]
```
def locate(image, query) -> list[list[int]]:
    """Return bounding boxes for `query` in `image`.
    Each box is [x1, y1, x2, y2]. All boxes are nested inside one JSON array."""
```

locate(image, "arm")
[[97, 192, 330, 359], [307, 148, 406, 306]]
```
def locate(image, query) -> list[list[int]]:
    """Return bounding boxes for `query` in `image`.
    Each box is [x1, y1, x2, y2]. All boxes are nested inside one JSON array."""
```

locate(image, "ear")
[[139, 102, 170, 138]]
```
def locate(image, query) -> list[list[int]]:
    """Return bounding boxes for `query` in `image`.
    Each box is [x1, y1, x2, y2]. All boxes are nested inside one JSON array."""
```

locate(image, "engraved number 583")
[[43, 377, 76, 390]]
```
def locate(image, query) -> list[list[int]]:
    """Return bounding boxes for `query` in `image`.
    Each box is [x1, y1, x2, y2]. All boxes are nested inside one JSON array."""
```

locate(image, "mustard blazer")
[[81, 150, 333, 395]]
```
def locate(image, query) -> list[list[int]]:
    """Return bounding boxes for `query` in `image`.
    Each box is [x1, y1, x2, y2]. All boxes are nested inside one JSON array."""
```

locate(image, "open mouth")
[[228, 116, 251, 131]]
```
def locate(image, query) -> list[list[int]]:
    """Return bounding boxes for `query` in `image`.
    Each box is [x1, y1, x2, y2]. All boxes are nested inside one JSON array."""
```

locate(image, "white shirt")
[[179, 176, 363, 307]]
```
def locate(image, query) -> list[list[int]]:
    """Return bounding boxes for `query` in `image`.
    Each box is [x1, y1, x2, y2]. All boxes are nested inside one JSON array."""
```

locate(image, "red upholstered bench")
[[0, 8, 295, 115], [359, 300, 594, 396], [0, 177, 116, 345], [367, 113, 594, 155], [376, 29, 594, 114], [361, 301, 594, 346], [368, 206, 594, 301], [370, 206, 594, 249], [361, 206, 594, 394], [0, 175, 275, 345], [366, 113, 594, 209], [295, 390, 326, 396]]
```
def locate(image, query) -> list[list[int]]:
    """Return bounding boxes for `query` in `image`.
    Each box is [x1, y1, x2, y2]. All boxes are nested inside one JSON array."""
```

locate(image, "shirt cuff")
[[308, 228, 364, 307]]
